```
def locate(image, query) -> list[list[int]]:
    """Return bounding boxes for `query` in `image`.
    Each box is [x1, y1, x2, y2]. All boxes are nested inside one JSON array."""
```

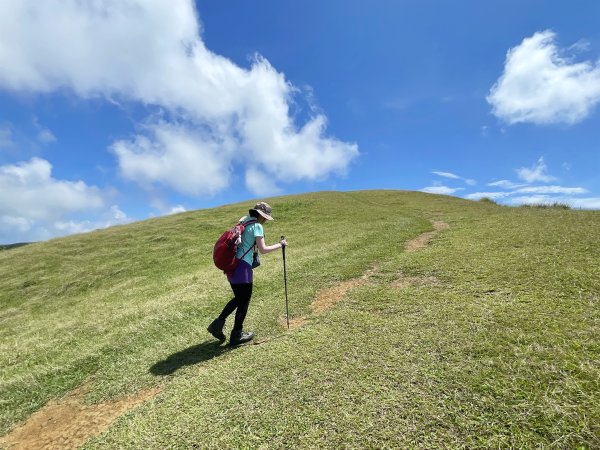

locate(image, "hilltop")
[[1, 190, 599, 449]]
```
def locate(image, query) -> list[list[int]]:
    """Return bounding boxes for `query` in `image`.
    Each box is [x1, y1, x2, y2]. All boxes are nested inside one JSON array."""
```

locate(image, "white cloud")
[[516, 185, 587, 195], [471, 158, 597, 209], [432, 171, 476, 187], [432, 171, 460, 180], [516, 157, 557, 183], [0, 216, 33, 233], [468, 185, 588, 201], [0, 124, 16, 150], [0, 158, 132, 243], [507, 195, 557, 206], [508, 195, 600, 209], [167, 205, 186, 215], [37, 129, 56, 144], [465, 186, 598, 209], [0, 0, 358, 196], [112, 121, 233, 196], [109, 205, 128, 222], [487, 179, 528, 189], [52, 206, 132, 237], [421, 185, 464, 195], [487, 30, 600, 125], [33, 118, 56, 144], [0, 158, 104, 220], [245, 167, 283, 197], [465, 192, 511, 200], [568, 198, 600, 209]]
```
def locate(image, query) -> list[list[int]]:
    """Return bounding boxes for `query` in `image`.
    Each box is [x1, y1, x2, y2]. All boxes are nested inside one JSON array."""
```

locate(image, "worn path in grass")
[[283, 220, 449, 330], [0, 217, 446, 449], [0, 384, 160, 450]]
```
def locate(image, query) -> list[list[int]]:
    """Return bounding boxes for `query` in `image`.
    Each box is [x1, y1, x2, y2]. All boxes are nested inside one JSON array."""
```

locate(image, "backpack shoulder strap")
[[238, 218, 259, 259]]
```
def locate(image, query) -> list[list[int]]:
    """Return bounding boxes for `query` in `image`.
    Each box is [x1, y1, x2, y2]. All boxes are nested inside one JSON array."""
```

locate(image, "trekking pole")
[[281, 235, 289, 330]]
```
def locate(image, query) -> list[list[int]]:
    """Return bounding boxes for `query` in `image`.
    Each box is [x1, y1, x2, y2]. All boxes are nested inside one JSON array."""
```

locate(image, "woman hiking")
[[208, 202, 288, 346]]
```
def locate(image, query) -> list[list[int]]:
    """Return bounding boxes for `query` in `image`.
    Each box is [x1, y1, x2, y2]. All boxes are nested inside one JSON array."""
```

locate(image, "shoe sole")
[[229, 338, 254, 347]]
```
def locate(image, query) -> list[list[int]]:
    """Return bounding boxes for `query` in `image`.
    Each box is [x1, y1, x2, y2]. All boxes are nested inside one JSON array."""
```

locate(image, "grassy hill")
[[1, 190, 599, 448]]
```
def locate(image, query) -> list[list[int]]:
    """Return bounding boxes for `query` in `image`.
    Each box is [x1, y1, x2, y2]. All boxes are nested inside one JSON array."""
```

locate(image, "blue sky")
[[1, 0, 599, 243]]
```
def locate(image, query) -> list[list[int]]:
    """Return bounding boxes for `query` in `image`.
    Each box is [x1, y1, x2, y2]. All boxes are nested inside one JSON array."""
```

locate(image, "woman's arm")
[[255, 236, 287, 254]]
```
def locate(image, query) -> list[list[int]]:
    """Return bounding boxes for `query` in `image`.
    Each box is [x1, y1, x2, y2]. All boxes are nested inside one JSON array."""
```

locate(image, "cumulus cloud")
[[48, 205, 132, 240], [0, 158, 104, 220], [112, 121, 233, 196], [0, 158, 130, 242], [516, 157, 557, 183], [245, 167, 283, 197], [0, 0, 358, 196], [487, 30, 600, 125]]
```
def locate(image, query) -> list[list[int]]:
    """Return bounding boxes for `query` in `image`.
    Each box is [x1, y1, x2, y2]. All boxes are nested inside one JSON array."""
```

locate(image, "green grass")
[[1, 190, 599, 448]]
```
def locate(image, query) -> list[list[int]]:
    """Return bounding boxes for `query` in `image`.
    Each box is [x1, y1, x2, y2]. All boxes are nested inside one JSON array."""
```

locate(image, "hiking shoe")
[[207, 318, 226, 342], [229, 330, 254, 347]]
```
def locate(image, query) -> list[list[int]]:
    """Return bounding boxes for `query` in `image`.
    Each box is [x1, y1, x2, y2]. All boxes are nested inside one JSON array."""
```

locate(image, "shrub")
[[478, 197, 497, 205]]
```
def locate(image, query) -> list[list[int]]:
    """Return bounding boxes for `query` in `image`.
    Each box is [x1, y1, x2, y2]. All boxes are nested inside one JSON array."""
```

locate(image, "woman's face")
[[257, 216, 267, 224]]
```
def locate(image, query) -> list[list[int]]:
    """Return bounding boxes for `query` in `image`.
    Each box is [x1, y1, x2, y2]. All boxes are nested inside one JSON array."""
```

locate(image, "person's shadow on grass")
[[150, 340, 227, 376]]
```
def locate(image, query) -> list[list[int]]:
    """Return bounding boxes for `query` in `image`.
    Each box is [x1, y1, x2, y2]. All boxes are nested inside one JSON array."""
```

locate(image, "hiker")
[[208, 202, 288, 346]]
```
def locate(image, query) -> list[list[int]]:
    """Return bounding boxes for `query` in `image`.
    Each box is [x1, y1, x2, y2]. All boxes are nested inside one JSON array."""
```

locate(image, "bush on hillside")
[[478, 197, 497, 205]]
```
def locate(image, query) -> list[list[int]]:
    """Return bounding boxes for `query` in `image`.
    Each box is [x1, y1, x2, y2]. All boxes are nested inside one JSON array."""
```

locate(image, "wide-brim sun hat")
[[250, 202, 274, 220]]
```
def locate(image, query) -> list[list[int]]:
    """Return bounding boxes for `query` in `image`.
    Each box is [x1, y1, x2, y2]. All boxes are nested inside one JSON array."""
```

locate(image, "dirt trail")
[[283, 220, 449, 330], [285, 265, 379, 330], [405, 221, 449, 251], [0, 384, 161, 450]]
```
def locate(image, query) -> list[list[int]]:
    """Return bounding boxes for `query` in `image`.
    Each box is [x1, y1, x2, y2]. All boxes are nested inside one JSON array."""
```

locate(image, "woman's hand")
[[256, 236, 287, 254]]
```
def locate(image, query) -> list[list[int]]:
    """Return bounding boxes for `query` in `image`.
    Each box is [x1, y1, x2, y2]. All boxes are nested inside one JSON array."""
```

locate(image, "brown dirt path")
[[284, 265, 379, 330], [0, 384, 161, 450], [283, 220, 449, 330], [405, 221, 449, 251]]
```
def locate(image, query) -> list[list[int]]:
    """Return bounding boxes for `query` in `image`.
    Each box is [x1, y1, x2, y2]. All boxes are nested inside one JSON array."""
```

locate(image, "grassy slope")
[[1, 191, 599, 448]]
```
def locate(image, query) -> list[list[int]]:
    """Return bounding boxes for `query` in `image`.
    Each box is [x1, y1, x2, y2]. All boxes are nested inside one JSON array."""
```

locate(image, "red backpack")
[[213, 219, 258, 275]]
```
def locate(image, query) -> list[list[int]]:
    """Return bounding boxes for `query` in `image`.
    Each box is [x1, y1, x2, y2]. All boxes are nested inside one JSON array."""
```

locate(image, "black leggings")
[[218, 283, 253, 331]]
